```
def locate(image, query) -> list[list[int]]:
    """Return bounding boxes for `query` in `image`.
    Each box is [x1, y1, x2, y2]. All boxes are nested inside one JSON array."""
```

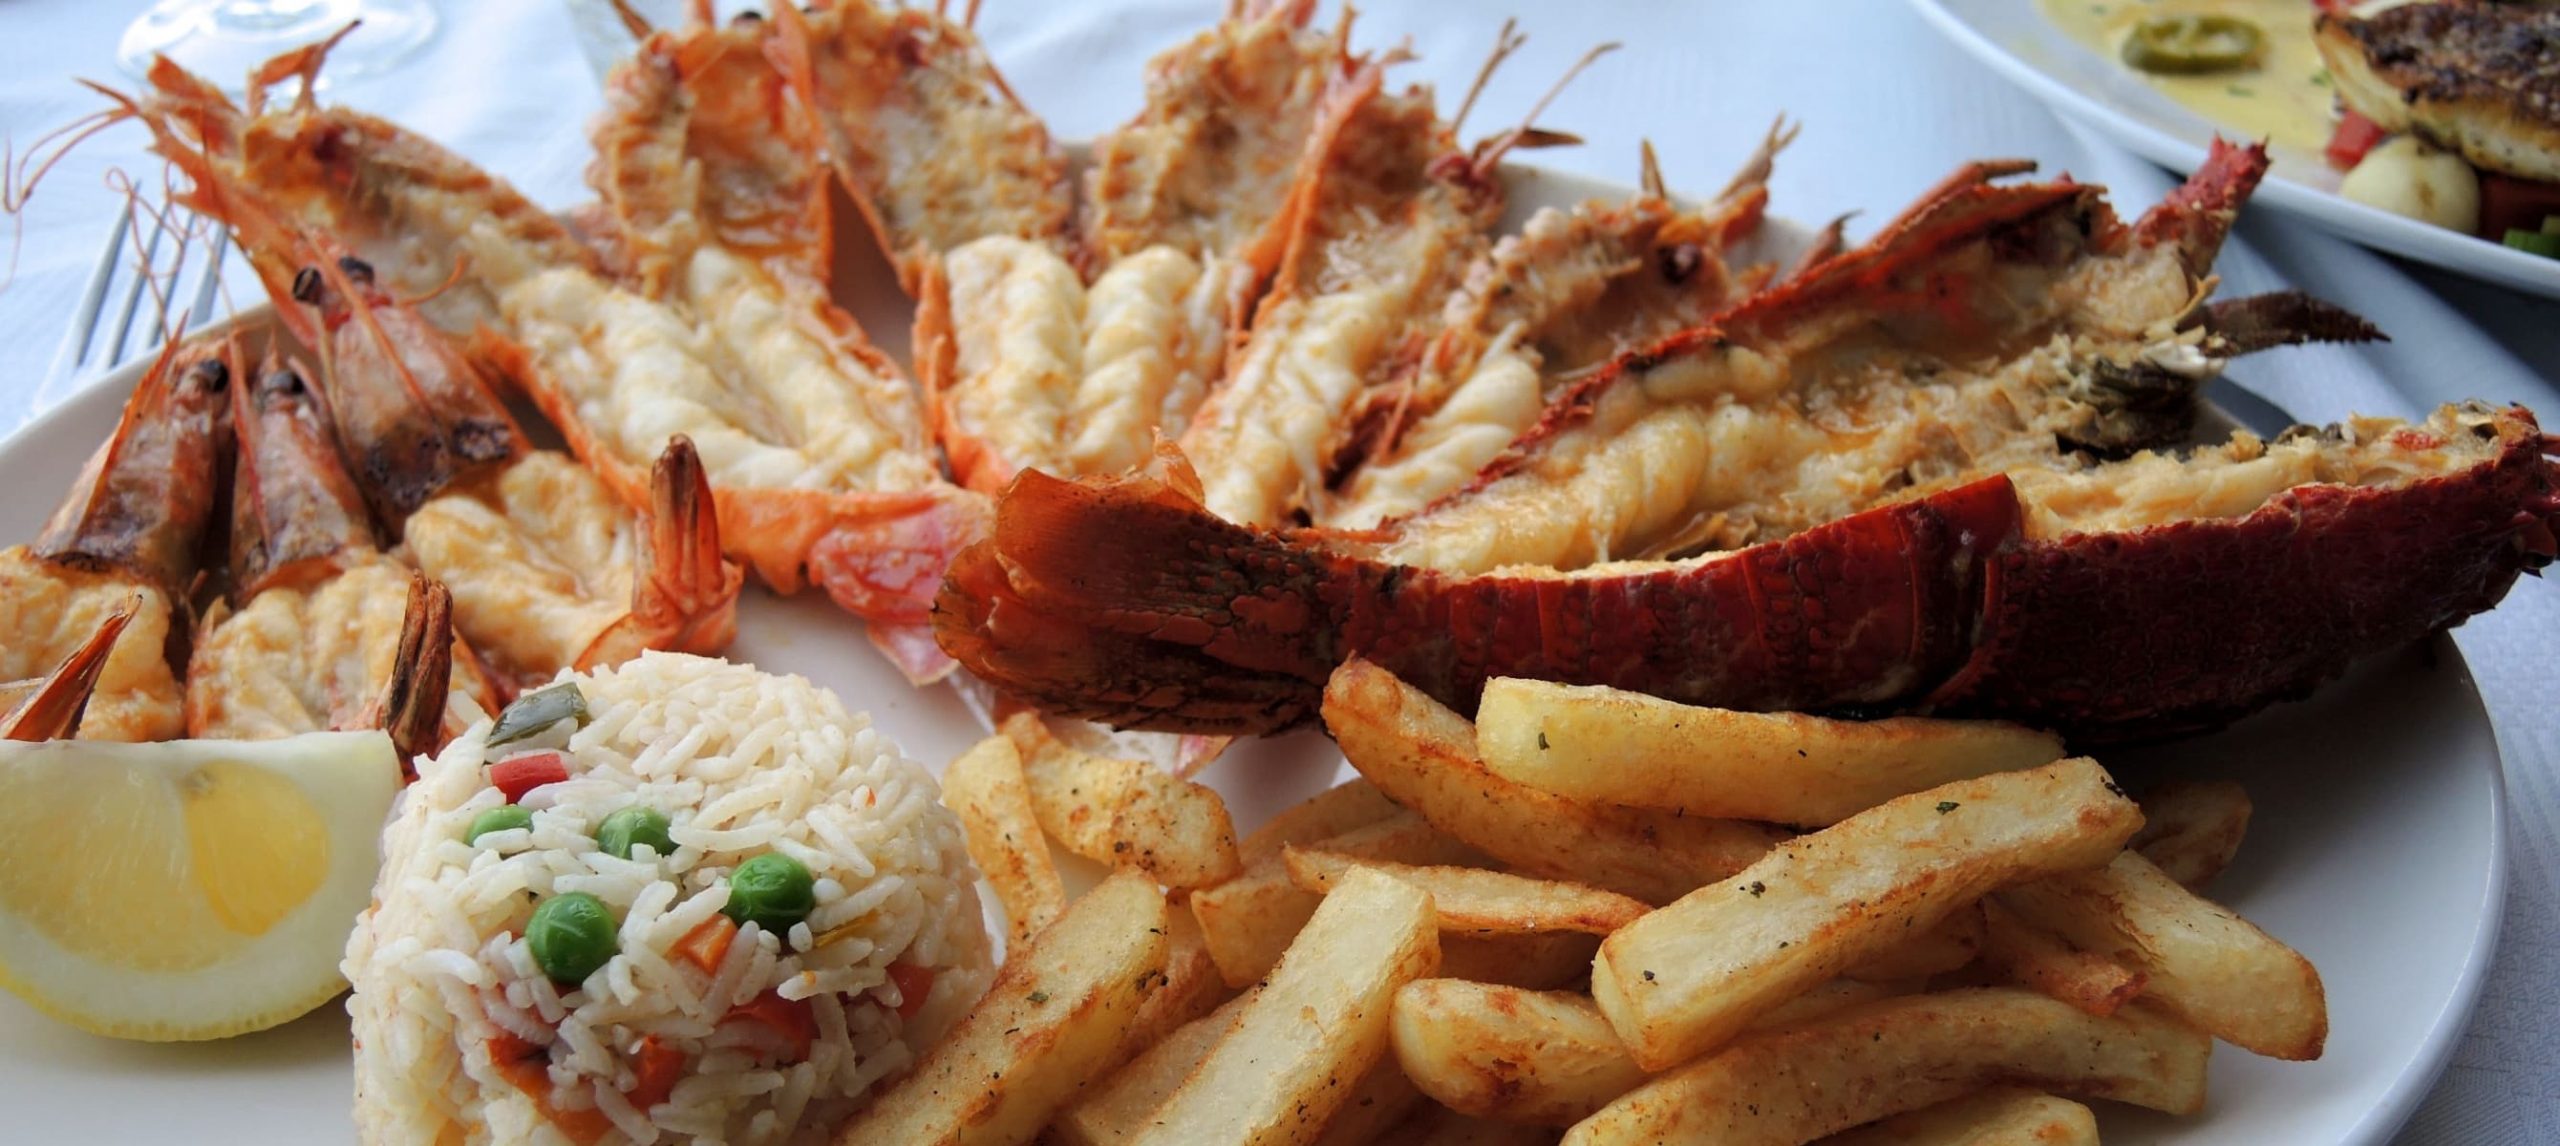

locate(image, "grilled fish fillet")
[[2314, 3, 2560, 182]]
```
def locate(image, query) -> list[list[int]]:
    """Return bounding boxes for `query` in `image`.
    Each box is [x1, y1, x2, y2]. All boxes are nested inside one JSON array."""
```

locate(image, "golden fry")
[[1325, 659, 1782, 904], [1999, 850, 2326, 1060], [833, 872, 1169, 1146], [1592, 758, 2142, 1070], [1564, 989, 2209, 1145], [1284, 848, 1649, 935], [1476, 678, 2063, 825], [941, 733, 1066, 945]]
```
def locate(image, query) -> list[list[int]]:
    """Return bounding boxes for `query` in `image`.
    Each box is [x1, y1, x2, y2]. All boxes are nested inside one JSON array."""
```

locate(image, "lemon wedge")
[[0, 731, 398, 1041]]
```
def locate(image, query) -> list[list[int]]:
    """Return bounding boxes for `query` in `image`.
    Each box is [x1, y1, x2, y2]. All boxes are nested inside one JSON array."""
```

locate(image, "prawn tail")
[[373, 574, 457, 770], [634, 435, 744, 656], [0, 597, 140, 742]]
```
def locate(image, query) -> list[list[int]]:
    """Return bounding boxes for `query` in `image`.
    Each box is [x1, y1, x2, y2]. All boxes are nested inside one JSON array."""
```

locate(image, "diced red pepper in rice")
[[886, 962, 935, 1021], [725, 991, 817, 1064], [489, 751, 570, 803], [672, 915, 737, 976], [623, 1035, 685, 1111]]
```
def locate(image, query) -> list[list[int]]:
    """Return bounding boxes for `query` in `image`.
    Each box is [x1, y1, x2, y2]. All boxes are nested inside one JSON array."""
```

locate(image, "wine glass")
[[116, 0, 438, 89]]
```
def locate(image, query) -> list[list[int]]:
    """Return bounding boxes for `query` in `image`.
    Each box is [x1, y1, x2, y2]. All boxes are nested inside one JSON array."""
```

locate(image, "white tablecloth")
[[1, 1, 2553, 1139]]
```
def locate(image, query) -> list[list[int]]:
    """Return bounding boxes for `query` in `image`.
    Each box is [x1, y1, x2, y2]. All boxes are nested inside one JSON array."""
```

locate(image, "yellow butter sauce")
[[2041, 0, 2341, 156]]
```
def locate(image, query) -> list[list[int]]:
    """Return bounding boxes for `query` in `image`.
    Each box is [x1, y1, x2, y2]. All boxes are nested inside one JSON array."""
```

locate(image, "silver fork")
[[36, 207, 232, 415]]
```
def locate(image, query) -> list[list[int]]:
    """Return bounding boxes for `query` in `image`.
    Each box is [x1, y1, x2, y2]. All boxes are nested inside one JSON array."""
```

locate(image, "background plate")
[[1910, 0, 2560, 300], [0, 162, 2507, 1144]]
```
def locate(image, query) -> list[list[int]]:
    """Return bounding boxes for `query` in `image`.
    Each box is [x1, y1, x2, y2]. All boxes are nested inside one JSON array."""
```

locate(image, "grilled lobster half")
[[934, 144, 2559, 742]]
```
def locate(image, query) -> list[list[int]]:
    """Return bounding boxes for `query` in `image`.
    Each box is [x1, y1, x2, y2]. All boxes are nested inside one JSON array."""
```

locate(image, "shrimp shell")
[[1177, 54, 1504, 527], [775, 0, 1073, 291], [188, 353, 491, 751]]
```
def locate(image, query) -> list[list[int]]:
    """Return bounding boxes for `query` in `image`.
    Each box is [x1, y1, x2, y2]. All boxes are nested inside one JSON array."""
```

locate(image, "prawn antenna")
[[1714, 115, 1801, 203], [605, 0, 656, 39], [0, 99, 139, 293], [1641, 139, 1664, 201], [1449, 17, 1524, 140], [247, 20, 361, 116], [1469, 39, 1620, 180]]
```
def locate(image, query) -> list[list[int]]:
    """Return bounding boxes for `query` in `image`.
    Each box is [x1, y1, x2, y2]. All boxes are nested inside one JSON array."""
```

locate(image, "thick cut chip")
[[1842, 904, 1983, 982], [1476, 679, 2065, 826], [1998, 850, 2326, 1060], [1391, 981, 1649, 1126], [1239, 779, 1404, 865], [1055, 996, 1246, 1146], [1441, 931, 1603, 991], [1308, 1057, 1425, 1146], [2132, 779, 2252, 890], [1386, 1105, 1566, 1145], [1284, 848, 1649, 935], [1191, 810, 1479, 988], [1133, 867, 1440, 1146], [833, 871, 1170, 1146], [1324, 660, 1783, 904], [1819, 1087, 2101, 1146], [1592, 758, 2142, 1070], [1563, 989, 2209, 1146], [941, 734, 1065, 945], [1746, 978, 1914, 1033], [1388, 978, 1904, 1128], [1977, 899, 2146, 1017], [1124, 910, 1230, 1049], [1009, 715, 1240, 890]]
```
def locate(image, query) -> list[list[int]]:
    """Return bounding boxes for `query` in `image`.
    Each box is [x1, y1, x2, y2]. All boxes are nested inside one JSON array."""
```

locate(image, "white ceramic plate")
[[0, 164, 2507, 1145], [1910, 0, 2560, 300]]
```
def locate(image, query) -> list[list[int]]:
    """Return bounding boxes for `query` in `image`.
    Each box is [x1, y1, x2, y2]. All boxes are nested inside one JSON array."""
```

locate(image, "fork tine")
[[41, 213, 131, 397], [153, 232, 194, 347], [101, 214, 169, 374], [184, 227, 233, 332]]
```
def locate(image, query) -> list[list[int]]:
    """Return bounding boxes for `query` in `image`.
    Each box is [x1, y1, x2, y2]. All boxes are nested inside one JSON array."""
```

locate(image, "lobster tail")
[[935, 467, 1350, 732], [934, 468, 2028, 736], [1933, 406, 2560, 741]]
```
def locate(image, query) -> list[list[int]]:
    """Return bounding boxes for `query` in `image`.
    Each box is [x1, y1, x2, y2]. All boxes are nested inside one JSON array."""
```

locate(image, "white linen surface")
[[0, 1, 2552, 1139]]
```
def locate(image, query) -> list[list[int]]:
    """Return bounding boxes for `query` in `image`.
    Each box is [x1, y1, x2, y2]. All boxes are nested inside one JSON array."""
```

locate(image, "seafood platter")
[[0, 1, 2549, 1143]]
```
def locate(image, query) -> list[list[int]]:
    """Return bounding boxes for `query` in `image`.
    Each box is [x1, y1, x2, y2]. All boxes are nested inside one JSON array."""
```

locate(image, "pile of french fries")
[[836, 658, 2322, 1145]]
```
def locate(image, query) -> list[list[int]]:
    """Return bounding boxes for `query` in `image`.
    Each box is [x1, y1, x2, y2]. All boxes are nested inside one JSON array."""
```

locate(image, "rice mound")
[[343, 652, 993, 1145]]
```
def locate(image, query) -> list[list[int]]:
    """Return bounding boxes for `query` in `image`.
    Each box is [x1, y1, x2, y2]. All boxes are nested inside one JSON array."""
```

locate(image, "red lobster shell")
[[934, 408, 2558, 742]]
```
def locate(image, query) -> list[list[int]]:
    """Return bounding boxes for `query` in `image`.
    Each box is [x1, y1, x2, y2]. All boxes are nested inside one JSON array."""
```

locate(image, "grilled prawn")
[[183, 355, 485, 759], [775, 0, 1074, 290], [283, 255, 742, 694], [916, 0, 1355, 491], [559, 8, 970, 678], [1173, 26, 1551, 528], [0, 336, 231, 742], [93, 29, 968, 682], [79, 35, 597, 345], [1322, 131, 1787, 529]]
